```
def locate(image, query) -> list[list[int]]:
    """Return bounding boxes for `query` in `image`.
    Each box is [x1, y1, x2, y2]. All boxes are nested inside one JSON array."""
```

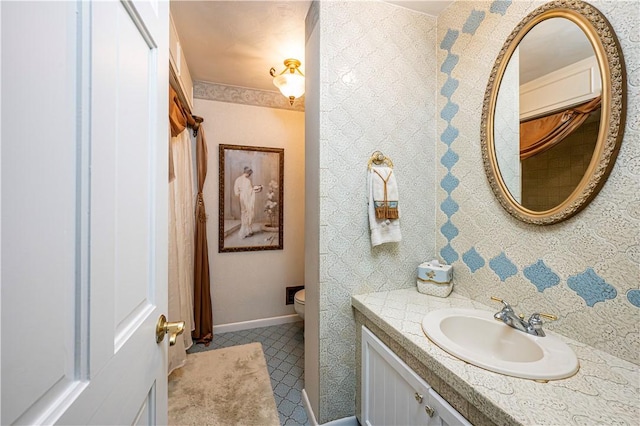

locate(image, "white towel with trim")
[[368, 166, 402, 247]]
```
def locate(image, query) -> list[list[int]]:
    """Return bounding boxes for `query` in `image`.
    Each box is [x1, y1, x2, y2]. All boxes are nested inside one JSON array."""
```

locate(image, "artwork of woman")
[[233, 166, 263, 238]]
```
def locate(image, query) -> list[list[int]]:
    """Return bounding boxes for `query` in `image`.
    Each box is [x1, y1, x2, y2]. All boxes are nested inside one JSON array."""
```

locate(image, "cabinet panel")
[[428, 389, 472, 426], [361, 326, 471, 426]]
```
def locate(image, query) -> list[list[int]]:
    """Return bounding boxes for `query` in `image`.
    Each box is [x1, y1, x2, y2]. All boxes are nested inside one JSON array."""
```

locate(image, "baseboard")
[[302, 389, 318, 426], [213, 314, 301, 334], [323, 416, 358, 426], [301, 389, 358, 426]]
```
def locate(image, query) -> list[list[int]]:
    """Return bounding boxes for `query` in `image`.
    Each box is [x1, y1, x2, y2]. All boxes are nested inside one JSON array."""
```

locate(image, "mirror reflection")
[[494, 17, 602, 211]]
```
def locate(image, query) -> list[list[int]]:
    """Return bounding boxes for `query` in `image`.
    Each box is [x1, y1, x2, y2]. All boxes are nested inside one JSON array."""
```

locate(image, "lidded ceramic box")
[[417, 260, 453, 297]]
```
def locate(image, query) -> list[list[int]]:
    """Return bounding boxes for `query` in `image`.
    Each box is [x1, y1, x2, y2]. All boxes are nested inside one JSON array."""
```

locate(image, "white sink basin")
[[421, 308, 579, 381]]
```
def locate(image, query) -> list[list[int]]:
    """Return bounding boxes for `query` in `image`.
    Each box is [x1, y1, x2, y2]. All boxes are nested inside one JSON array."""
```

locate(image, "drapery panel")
[[192, 127, 213, 344], [168, 83, 212, 365], [520, 96, 601, 160], [168, 129, 196, 374]]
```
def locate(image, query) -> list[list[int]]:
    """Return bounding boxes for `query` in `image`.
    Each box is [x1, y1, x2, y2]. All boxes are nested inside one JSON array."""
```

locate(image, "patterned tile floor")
[[188, 321, 309, 426]]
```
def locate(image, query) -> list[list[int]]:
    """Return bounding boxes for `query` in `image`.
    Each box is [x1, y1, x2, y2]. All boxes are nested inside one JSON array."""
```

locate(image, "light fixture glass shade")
[[271, 58, 305, 105], [273, 73, 305, 100]]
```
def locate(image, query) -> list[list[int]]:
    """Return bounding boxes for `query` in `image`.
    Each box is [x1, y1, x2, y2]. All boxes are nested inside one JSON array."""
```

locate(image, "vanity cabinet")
[[361, 326, 471, 426]]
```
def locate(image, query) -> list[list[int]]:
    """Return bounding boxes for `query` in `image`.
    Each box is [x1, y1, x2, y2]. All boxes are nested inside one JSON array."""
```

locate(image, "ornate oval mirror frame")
[[480, 0, 626, 225]]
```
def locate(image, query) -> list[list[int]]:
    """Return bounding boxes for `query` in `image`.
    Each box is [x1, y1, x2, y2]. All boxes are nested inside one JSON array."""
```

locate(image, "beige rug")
[[168, 343, 280, 426]]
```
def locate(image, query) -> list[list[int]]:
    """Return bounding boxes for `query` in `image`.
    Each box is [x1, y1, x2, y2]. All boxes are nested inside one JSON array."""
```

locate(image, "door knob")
[[156, 314, 185, 346]]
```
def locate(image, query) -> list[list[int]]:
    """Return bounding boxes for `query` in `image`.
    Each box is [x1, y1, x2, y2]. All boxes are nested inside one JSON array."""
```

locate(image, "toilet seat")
[[294, 289, 305, 305]]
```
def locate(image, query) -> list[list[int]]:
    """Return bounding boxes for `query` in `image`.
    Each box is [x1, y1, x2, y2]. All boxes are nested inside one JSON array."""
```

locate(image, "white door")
[[1, 1, 170, 424]]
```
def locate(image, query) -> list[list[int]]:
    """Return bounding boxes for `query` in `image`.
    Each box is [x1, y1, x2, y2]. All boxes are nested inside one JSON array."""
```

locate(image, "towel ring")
[[368, 151, 394, 170]]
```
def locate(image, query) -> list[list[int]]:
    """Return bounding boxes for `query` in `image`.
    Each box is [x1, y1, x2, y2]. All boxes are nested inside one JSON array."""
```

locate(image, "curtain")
[[520, 96, 601, 160], [168, 129, 196, 374], [192, 127, 213, 344], [169, 85, 200, 180]]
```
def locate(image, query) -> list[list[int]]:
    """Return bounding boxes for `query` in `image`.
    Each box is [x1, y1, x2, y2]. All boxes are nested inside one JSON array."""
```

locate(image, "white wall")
[[195, 99, 305, 325]]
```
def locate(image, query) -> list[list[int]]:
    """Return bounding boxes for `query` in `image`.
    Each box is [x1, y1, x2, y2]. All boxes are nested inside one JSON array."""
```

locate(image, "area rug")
[[168, 342, 279, 425]]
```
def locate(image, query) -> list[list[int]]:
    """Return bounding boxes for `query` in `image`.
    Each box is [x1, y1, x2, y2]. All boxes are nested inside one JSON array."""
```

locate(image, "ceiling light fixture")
[[270, 58, 305, 105]]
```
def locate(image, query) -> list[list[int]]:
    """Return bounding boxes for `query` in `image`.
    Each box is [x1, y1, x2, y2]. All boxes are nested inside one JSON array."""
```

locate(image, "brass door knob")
[[156, 314, 185, 346], [414, 392, 423, 403]]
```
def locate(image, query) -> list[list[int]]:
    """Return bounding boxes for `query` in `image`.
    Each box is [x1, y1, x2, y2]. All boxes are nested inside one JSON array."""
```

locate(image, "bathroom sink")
[[421, 308, 579, 380]]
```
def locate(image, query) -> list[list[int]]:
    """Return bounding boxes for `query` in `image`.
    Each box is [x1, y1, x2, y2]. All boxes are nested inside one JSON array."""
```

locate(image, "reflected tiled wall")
[[436, 0, 639, 365], [522, 118, 599, 210], [494, 47, 521, 203], [315, 1, 438, 422]]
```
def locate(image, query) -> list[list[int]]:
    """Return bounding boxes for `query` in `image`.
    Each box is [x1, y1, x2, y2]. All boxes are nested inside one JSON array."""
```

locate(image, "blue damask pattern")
[[440, 25, 460, 264], [438, 27, 462, 264], [440, 150, 459, 170], [440, 172, 459, 196], [440, 124, 459, 145], [462, 247, 485, 272], [440, 196, 459, 217], [440, 220, 459, 241], [489, 253, 518, 282], [440, 244, 458, 264], [437, 6, 499, 265], [440, 101, 459, 122], [462, 10, 486, 35], [627, 290, 640, 308], [567, 268, 617, 307], [523, 260, 561, 292], [490, 0, 512, 16]]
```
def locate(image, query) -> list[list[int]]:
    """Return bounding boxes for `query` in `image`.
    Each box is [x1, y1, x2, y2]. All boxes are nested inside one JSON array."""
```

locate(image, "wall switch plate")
[[286, 286, 305, 305]]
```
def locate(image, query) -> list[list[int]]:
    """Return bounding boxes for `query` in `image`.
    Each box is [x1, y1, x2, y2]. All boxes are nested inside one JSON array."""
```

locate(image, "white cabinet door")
[[1, 1, 169, 424], [428, 389, 473, 426], [361, 326, 471, 426], [362, 327, 430, 425]]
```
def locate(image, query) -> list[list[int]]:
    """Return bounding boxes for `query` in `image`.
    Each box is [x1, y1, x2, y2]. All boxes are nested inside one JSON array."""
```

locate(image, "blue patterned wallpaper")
[[436, 0, 639, 365]]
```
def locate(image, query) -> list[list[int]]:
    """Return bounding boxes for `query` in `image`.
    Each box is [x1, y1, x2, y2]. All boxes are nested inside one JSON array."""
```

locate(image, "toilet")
[[294, 289, 305, 320]]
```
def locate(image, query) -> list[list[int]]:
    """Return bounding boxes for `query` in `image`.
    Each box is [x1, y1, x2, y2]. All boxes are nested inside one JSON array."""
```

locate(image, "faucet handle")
[[528, 312, 557, 324], [490, 296, 504, 304], [528, 312, 558, 337], [537, 313, 558, 321], [491, 296, 512, 310]]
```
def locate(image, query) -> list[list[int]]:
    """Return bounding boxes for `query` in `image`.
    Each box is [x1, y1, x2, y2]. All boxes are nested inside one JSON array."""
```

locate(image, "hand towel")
[[371, 167, 399, 219], [368, 166, 402, 247]]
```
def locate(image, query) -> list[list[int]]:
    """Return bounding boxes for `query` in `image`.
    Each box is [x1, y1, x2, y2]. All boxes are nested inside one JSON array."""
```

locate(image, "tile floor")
[[188, 321, 309, 426]]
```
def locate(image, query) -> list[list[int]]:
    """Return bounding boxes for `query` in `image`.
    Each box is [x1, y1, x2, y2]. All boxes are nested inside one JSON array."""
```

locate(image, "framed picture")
[[219, 144, 284, 252]]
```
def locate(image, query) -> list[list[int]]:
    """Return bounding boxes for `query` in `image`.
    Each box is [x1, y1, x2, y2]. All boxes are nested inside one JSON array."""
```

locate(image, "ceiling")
[[170, 1, 454, 92], [518, 17, 595, 84]]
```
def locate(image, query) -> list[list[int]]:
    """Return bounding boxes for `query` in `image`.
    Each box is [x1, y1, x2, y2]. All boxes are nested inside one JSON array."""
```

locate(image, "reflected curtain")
[[192, 127, 213, 344], [520, 96, 601, 160], [168, 129, 195, 374]]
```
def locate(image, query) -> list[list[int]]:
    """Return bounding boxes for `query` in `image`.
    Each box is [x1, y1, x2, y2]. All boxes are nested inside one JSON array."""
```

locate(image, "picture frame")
[[218, 144, 284, 252]]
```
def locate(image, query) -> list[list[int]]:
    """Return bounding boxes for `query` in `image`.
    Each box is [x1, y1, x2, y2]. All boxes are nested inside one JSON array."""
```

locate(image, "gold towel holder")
[[368, 150, 394, 170]]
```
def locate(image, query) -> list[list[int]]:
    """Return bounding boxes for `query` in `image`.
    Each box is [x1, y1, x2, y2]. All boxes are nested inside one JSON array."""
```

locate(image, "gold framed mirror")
[[480, 0, 626, 225]]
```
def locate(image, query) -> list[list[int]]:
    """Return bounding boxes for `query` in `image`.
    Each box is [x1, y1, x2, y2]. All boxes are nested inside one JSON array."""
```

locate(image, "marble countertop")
[[352, 289, 639, 426]]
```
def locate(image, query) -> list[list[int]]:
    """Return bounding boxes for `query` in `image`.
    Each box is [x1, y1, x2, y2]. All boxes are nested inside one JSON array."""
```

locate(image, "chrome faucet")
[[491, 297, 557, 337]]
